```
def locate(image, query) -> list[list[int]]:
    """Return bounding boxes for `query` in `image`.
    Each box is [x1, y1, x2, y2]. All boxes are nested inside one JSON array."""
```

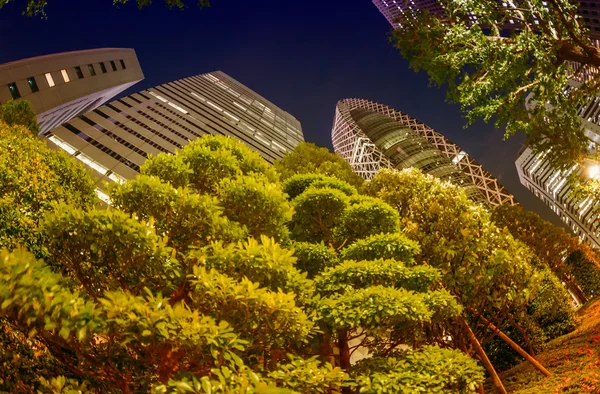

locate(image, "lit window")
[[61, 69, 70, 83], [88, 64, 96, 76], [96, 189, 111, 204], [45, 73, 55, 87], [74, 66, 84, 79], [8, 83, 20, 99], [27, 77, 39, 93], [206, 101, 223, 112]]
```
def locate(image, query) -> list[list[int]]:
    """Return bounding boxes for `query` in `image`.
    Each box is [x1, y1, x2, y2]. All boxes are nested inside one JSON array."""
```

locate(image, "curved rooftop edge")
[[331, 98, 516, 208], [0, 48, 144, 134]]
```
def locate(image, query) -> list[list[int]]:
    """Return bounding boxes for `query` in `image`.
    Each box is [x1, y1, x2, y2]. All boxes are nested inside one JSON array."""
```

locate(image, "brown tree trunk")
[[477, 384, 485, 394], [337, 328, 352, 394], [337, 329, 351, 370], [475, 314, 551, 377], [459, 316, 508, 394], [556, 40, 600, 67]]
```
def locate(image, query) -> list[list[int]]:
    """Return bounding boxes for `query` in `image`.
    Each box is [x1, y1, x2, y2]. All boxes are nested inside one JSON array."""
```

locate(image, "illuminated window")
[[120, 59, 126, 69], [88, 64, 96, 76], [110, 60, 117, 71], [99, 62, 107, 73], [61, 69, 70, 83], [8, 83, 20, 99], [27, 77, 39, 92], [45, 73, 55, 87], [74, 66, 84, 79]]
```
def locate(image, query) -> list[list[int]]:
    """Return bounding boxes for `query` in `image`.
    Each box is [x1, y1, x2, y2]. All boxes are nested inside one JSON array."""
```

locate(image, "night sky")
[[0, 0, 563, 225]]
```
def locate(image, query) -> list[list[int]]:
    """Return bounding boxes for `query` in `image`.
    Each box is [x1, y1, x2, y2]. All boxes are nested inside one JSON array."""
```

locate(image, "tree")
[[0, 0, 211, 17], [274, 142, 364, 188], [0, 136, 491, 393], [363, 168, 569, 391], [492, 203, 600, 301], [0, 119, 97, 257], [392, 0, 600, 168], [0, 100, 39, 134]]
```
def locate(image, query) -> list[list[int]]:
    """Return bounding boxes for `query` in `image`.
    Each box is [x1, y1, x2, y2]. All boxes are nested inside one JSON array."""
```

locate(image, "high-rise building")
[[331, 98, 515, 207], [0, 48, 143, 134], [515, 86, 600, 249], [372, 0, 445, 28], [372, 0, 600, 39], [44, 71, 303, 199]]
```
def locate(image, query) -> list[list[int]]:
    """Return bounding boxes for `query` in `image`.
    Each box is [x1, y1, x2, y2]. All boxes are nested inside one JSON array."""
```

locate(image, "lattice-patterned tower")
[[331, 98, 516, 207]]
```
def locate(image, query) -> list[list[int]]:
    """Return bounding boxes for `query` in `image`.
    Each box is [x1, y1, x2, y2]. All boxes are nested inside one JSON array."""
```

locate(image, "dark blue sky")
[[0, 0, 562, 225]]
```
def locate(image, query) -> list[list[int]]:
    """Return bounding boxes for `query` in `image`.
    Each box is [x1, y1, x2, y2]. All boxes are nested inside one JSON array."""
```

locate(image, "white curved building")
[[331, 98, 515, 207]]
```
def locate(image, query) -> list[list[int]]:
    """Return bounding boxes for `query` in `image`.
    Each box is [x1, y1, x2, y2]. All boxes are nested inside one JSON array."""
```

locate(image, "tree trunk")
[[477, 384, 485, 394], [459, 316, 507, 394], [337, 329, 352, 394], [475, 314, 551, 377], [556, 40, 600, 67], [337, 329, 351, 370]]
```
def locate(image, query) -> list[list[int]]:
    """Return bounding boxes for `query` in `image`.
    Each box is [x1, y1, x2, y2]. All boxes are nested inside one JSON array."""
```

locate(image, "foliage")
[[340, 232, 421, 263], [141, 135, 276, 194], [0, 100, 39, 133], [0, 0, 211, 17], [392, 0, 600, 168], [291, 241, 338, 279], [189, 267, 315, 355], [484, 268, 576, 371], [3, 135, 563, 392], [42, 205, 175, 298], [0, 120, 96, 257], [289, 187, 348, 245], [218, 175, 292, 241], [333, 199, 399, 246], [567, 250, 600, 298], [353, 347, 485, 393], [493, 203, 600, 300], [109, 175, 245, 253], [283, 173, 357, 200], [364, 168, 539, 314], [196, 236, 312, 300], [268, 356, 350, 393], [315, 259, 441, 296], [274, 142, 364, 188]]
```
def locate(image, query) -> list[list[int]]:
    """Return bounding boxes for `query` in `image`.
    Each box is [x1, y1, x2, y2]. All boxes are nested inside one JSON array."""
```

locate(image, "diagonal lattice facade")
[[331, 98, 516, 207]]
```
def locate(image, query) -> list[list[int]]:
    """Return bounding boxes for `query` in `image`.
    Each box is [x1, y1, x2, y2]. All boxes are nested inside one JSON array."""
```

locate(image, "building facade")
[[515, 87, 600, 249], [372, 0, 600, 39], [0, 48, 143, 134], [44, 71, 303, 199], [331, 98, 516, 207]]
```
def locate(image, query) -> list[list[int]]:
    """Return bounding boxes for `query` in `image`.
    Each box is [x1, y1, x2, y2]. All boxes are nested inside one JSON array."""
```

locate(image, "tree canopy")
[[492, 204, 600, 302], [0, 100, 39, 134], [393, 0, 600, 168], [274, 142, 364, 188], [0, 127, 576, 393]]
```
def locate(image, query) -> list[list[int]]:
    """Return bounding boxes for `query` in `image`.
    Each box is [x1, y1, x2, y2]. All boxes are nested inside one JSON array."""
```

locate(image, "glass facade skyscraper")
[[331, 98, 515, 207], [43, 71, 303, 200]]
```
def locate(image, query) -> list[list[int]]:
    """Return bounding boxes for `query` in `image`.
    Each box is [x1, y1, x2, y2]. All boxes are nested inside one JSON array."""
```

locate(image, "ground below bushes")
[[486, 299, 600, 393]]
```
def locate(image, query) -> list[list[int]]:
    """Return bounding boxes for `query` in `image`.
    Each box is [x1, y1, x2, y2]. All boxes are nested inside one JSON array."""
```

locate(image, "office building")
[[372, 0, 600, 39], [44, 71, 303, 200], [0, 48, 143, 134], [515, 92, 600, 248], [331, 98, 515, 207]]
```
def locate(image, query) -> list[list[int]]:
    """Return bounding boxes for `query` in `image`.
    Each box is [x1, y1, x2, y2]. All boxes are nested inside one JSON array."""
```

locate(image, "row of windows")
[[5, 59, 127, 100]]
